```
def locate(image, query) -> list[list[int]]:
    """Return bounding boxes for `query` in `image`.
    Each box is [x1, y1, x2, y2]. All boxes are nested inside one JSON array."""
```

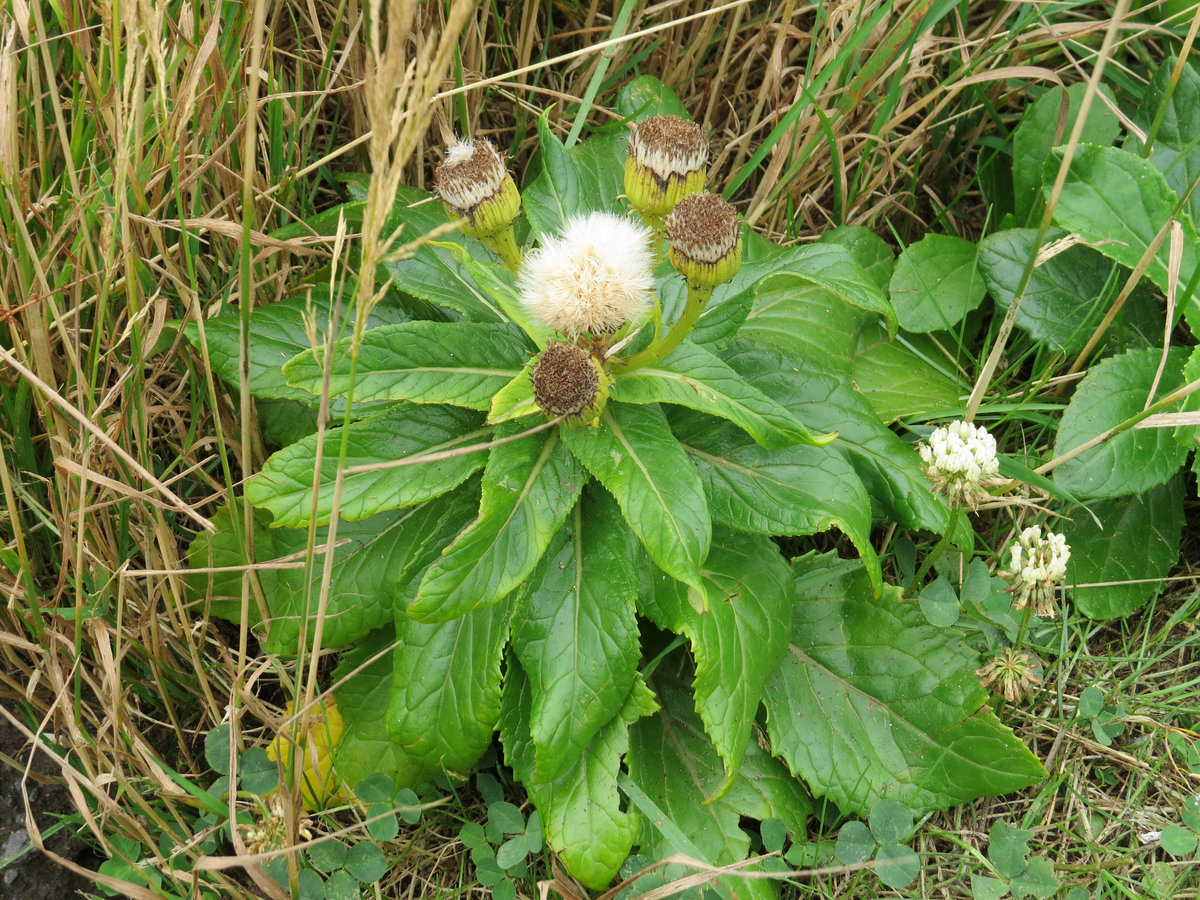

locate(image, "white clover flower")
[[1002, 525, 1070, 619], [518, 211, 654, 339], [918, 419, 1001, 509]]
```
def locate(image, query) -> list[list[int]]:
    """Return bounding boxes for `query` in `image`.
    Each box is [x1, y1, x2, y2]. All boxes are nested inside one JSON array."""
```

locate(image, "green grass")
[[3, 0, 1200, 897]]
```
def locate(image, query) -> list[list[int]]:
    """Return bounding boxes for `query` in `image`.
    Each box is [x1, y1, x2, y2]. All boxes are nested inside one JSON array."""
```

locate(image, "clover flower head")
[[977, 648, 1044, 703], [518, 211, 654, 338], [238, 796, 314, 855], [918, 419, 1001, 509], [1001, 525, 1070, 619]]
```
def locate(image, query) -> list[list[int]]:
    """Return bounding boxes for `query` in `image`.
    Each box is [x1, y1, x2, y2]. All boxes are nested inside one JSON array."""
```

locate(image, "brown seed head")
[[531, 342, 603, 418]]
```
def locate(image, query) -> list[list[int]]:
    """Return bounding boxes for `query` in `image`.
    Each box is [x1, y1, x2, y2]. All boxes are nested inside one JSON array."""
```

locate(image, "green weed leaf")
[[1136, 59, 1200, 231], [512, 488, 641, 782], [561, 402, 710, 597], [246, 404, 489, 527], [612, 340, 828, 448], [638, 529, 791, 793], [500, 662, 657, 890], [889, 233, 985, 332], [874, 844, 920, 889], [763, 555, 1046, 816], [1064, 475, 1184, 619], [409, 424, 585, 621], [835, 821, 875, 864], [852, 328, 970, 422], [523, 111, 586, 238], [282, 321, 532, 410], [1053, 347, 1188, 499]]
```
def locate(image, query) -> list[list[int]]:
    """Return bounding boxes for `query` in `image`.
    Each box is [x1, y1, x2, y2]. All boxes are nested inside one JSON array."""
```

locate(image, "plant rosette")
[[187, 78, 1048, 892]]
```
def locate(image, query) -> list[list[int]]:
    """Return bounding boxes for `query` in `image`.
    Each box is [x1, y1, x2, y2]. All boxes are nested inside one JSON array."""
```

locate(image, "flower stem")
[[616, 283, 712, 371], [480, 226, 522, 274], [905, 504, 962, 596]]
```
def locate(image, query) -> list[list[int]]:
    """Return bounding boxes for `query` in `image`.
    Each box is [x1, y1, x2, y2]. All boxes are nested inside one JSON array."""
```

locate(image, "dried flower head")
[[666, 192, 742, 291], [434, 138, 520, 238], [918, 420, 1001, 509], [624, 115, 708, 220], [977, 648, 1044, 703], [1001, 525, 1070, 618], [518, 212, 654, 338], [531, 341, 611, 425]]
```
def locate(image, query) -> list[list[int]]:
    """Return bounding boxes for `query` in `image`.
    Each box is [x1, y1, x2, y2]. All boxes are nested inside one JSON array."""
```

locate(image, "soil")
[[0, 705, 102, 899]]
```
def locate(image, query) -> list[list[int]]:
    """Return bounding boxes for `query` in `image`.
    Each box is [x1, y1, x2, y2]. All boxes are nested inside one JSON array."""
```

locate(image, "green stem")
[[906, 504, 962, 596], [617, 283, 712, 371], [481, 225, 522, 274]]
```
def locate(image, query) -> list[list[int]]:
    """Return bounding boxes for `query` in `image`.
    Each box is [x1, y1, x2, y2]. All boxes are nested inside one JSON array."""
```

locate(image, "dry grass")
[[1, 0, 1197, 897]]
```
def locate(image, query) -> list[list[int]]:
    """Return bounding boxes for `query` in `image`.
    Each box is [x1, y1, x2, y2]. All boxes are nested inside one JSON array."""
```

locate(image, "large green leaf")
[[1046, 144, 1200, 333], [387, 594, 512, 781], [739, 278, 875, 378], [500, 661, 656, 890], [1065, 475, 1185, 620], [282, 321, 533, 410], [1012, 83, 1119, 224], [183, 285, 409, 403], [627, 664, 813, 900], [762, 554, 1046, 816], [755, 243, 896, 335], [561, 402, 710, 597], [1136, 58, 1200, 231], [331, 628, 426, 791], [376, 184, 511, 321], [720, 338, 950, 533], [246, 404, 489, 527], [852, 326, 969, 422], [187, 489, 478, 655], [1053, 347, 1188, 499], [612, 340, 827, 449], [638, 530, 791, 793], [511, 487, 641, 782], [820, 224, 895, 291], [522, 111, 587, 239], [889, 234, 986, 333], [673, 413, 881, 595], [978, 228, 1159, 356], [409, 423, 586, 621]]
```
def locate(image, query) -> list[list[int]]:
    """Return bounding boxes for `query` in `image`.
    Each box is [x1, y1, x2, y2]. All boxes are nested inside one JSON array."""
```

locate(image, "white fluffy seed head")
[[518, 212, 654, 338], [918, 419, 1000, 509]]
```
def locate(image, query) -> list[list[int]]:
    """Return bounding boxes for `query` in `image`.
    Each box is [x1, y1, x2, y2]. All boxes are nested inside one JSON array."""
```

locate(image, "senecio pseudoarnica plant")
[[186, 82, 1047, 892]]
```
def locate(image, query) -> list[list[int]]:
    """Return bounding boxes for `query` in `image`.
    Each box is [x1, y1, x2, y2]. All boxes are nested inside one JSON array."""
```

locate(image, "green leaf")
[[638, 529, 791, 793], [875, 844, 920, 889], [489, 801, 526, 835], [674, 415, 881, 596], [522, 111, 585, 239], [512, 487, 641, 782], [1053, 347, 1188, 499], [344, 841, 389, 883], [987, 818, 1032, 879], [612, 340, 828, 448], [387, 595, 513, 781], [919, 576, 960, 628], [819, 225, 895, 292], [1064, 475, 1185, 620], [1012, 83, 1120, 224], [1046, 144, 1200, 333], [239, 748, 278, 795], [409, 424, 585, 621], [971, 875, 1009, 900], [1160, 825, 1198, 857], [500, 660, 657, 890], [561, 402, 710, 597], [379, 185, 511, 321], [756, 243, 897, 336], [889, 234, 986, 332], [852, 327, 970, 422], [331, 628, 426, 791], [430, 242, 552, 346], [978, 227, 1159, 356], [869, 800, 916, 844], [627, 665, 811, 900], [282, 321, 533, 410], [763, 554, 1046, 817], [182, 285, 410, 404], [246, 404, 489, 527], [720, 339, 951, 534], [1010, 855, 1059, 900], [488, 368, 540, 423], [740, 277, 871, 377], [835, 821, 876, 864], [1136, 59, 1200, 230], [204, 724, 231, 776]]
